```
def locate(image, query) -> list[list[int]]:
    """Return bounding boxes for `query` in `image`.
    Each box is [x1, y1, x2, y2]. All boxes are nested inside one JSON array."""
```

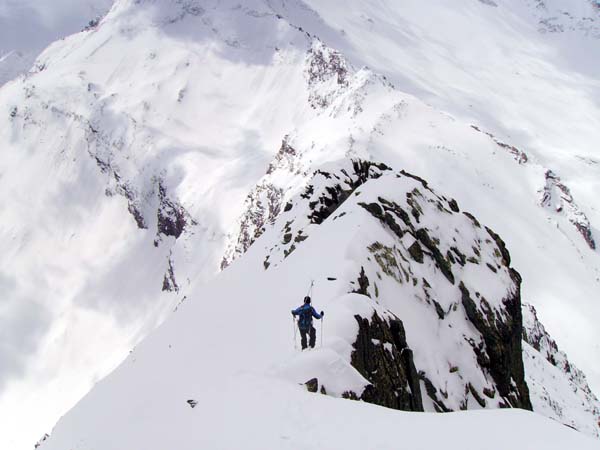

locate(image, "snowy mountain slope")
[[1, 0, 600, 448], [38, 160, 599, 450], [528, 0, 600, 37], [237, 158, 600, 435], [0, 2, 324, 447], [282, 0, 600, 264], [294, 0, 600, 167], [0, 0, 114, 86], [523, 303, 600, 437], [258, 160, 534, 411], [221, 20, 600, 396]]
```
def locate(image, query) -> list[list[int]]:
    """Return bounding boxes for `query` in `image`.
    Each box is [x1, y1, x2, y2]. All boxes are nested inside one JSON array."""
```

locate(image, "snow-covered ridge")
[[1, 0, 600, 448], [528, 0, 600, 37], [258, 159, 532, 411], [540, 170, 596, 250], [37, 158, 599, 449], [523, 304, 600, 437], [0, 0, 114, 86], [255, 159, 598, 438]]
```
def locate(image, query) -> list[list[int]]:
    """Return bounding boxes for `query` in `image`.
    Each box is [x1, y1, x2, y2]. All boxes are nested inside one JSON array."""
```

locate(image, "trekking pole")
[[293, 317, 297, 350], [321, 317, 324, 347], [306, 279, 314, 298]]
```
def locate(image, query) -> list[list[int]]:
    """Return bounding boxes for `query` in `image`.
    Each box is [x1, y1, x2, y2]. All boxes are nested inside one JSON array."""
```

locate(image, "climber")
[[291, 296, 324, 350]]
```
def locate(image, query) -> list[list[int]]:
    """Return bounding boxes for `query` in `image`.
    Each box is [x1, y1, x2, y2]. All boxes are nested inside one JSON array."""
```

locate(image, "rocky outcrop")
[[162, 255, 179, 292], [470, 125, 529, 164], [305, 40, 350, 109], [459, 278, 532, 410], [351, 311, 423, 411], [85, 116, 195, 241], [530, 0, 600, 38], [240, 159, 392, 270], [233, 158, 597, 427], [540, 169, 596, 250], [523, 304, 600, 437], [266, 137, 302, 176], [356, 177, 532, 411], [260, 159, 535, 414], [470, 125, 596, 251], [221, 181, 284, 269], [156, 180, 192, 240], [221, 136, 303, 269], [308, 160, 390, 225]]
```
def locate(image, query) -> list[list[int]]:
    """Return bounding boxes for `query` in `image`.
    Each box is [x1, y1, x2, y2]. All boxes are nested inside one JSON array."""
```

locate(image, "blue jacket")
[[292, 303, 322, 330]]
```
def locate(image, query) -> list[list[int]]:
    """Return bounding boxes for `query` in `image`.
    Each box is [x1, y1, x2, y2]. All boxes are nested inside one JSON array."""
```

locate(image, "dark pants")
[[300, 325, 316, 349]]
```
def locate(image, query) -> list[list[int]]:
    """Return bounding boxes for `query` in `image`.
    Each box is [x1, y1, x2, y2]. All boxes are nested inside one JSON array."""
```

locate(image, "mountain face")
[[1, 0, 599, 448], [258, 160, 534, 411], [35, 158, 598, 449], [0, 0, 114, 86], [523, 304, 600, 437]]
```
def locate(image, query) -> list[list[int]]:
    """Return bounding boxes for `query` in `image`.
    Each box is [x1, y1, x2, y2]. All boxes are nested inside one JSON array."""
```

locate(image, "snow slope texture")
[[1, 0, 600, 448], [38, 160, 598, 449], [0, 0, 114, 86]]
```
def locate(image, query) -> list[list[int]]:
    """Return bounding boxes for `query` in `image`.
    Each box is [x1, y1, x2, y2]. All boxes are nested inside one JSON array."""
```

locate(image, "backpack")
[[297, 305, 313, 330]]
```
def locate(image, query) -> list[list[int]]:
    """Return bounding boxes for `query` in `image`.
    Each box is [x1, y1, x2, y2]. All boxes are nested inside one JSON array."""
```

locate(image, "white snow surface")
[[0, 0, 114, 86], [0, 0, 599, 448], [40, 164, 598, 449], [523, 303, 600, 437]]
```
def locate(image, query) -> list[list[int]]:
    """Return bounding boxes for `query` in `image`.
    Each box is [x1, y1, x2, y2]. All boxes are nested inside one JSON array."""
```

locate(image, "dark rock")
[[267, 139, 298, 175], [35, 433, 50, 449], [421, 373, 451, 412], [127, 203, 147, 229], [399, 170, 430, 189], [446, 250, 456, 265], [468, 383, 487, 407], [383, 212, 405, 238], [157, 181, 191, 239], [459, 280, 532, 410], [485, 226, 511, 266], [221, 182, 283, 268], [448, 199, 460, 212], [450, 246, 467, 266], [187, 399, 198, 408], [308, 161, 390, 225], [306, 43, 349, 108], [353, 267, 370, 297], [301, 184, 314, 199], [162, 257, 179, 292], [483, 387, 496, 399], [463, 211, 481, 228], [342, 391, 359, 400], [408, 241, 424, 263], [361, 199, 407, 240], [305, 378, 319, 393], [432, 300, 445, 319], [359, 202, 384, 219], [294, 233, 308, 243], [351, 312, 423, 411], [283, 244, 296, 258], [416, 228, 454, 284], [410, 207, 421, 222]]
